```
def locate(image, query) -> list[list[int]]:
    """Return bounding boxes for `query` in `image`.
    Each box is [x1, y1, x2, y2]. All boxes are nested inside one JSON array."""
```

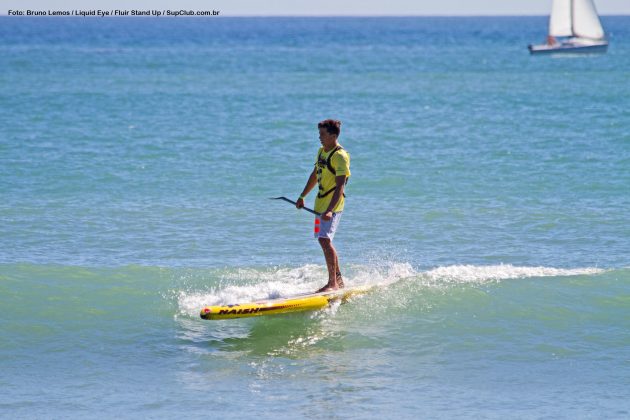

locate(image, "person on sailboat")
[[546, 35, 557, 45], [296, 119, 351, 292]]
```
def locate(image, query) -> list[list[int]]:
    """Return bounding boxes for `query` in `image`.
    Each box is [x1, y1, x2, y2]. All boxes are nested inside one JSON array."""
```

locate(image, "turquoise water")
[[1, 17, 629, 417]]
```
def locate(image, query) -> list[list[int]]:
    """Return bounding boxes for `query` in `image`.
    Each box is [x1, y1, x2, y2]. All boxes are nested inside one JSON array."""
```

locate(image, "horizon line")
[[1, 13, 629, 17]]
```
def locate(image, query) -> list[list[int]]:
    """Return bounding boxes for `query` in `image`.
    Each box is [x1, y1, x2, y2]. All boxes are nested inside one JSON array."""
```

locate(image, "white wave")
[[176, 262, 605, 318], [176, 262, 414, 317], [424, 264, 605, 284]]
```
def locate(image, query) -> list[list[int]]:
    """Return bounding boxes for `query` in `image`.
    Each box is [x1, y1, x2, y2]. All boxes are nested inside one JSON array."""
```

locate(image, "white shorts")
[[314, 212, 342, 240]]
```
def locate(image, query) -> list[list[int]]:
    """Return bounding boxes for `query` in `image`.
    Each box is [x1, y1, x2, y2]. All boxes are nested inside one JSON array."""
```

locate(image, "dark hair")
[[318, 119, 342, 136]]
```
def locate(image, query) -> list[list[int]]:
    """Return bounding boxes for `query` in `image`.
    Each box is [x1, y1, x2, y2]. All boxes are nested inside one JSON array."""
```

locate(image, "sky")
[[2, 0, 630, 16]]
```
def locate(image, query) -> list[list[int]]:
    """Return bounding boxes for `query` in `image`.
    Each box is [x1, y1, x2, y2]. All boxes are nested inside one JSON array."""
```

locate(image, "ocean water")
[[1, 17, 629, 417]]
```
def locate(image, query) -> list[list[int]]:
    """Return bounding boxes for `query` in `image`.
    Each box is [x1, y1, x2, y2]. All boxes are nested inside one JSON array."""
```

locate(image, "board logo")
[[219, 308, 262, 315]]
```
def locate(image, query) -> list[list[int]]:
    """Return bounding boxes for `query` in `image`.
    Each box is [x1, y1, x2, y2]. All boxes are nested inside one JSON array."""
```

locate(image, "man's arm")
[[322, 175, 346, 220], [296, 168, 317, 209]]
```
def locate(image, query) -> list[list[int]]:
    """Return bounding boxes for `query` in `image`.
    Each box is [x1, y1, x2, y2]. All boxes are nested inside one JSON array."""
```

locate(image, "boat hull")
[[528, 41, 608, 55]]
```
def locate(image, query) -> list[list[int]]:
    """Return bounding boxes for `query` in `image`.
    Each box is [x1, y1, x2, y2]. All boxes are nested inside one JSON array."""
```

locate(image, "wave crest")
[[175, 263, 605, 318]]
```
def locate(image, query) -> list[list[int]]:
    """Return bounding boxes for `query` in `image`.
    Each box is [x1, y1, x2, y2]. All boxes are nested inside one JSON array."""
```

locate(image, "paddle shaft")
[[271, 196, 321, 216]]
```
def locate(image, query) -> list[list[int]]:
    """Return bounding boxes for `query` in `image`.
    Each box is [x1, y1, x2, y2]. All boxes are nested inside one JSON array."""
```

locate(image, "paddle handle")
[[271, 196, 321, 216]]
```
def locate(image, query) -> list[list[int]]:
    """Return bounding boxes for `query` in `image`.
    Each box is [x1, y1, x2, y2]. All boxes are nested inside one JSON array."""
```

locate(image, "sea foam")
[[176, 263, 605, 317]]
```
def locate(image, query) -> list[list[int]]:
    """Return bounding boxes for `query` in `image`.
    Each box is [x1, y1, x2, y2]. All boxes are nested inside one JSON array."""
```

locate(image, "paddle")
[[270, 196, 321, 216]]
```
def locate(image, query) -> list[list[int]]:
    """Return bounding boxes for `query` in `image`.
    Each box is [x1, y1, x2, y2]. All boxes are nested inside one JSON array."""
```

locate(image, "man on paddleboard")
[[296, 119, 351, 292]]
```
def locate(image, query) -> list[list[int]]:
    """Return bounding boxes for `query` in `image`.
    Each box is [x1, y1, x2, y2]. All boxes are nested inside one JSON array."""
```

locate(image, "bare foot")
[[316, 273, 346, 293], [316, 283, 338, 293]]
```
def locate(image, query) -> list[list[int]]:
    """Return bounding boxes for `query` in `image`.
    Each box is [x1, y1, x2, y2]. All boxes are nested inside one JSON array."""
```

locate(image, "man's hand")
[[322, 210, 333, 221], [296, 197, 305, 209]]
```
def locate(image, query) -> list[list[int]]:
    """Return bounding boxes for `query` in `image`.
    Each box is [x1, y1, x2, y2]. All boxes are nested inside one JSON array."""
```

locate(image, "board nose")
[[200, 307, 212, 319]]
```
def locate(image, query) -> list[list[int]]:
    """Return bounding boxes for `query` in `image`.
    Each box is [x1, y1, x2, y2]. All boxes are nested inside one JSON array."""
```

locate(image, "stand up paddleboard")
[[200, 285, 373, 320]]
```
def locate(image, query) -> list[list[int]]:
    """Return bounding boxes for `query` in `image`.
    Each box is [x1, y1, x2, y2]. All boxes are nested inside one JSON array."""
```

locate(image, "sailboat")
[[528, 0, 608, 54]]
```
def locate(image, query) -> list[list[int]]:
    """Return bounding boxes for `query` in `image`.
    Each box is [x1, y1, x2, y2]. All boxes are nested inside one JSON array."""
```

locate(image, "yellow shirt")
[[314, 145, 351, 214]]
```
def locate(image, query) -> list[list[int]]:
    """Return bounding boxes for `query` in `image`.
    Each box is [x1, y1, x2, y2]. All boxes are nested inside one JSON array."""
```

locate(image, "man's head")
[[318, 119, 341, 150]]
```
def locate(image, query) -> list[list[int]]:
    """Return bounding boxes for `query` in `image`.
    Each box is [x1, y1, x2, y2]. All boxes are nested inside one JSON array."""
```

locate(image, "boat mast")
[[570, 0, 575, 37]]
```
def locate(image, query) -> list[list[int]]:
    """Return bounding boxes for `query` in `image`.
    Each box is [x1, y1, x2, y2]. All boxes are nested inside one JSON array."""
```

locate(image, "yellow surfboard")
[[200, 285, 373, 320]]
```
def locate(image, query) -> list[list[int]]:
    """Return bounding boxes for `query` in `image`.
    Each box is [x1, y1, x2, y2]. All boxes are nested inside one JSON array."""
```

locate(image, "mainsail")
[[572, 0, 605, 39], [548, 0, 605, 40]]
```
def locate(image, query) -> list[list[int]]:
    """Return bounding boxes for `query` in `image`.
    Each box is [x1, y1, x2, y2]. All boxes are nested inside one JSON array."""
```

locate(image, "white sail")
[[549, 0, 572, 37], [572, 0, 605, 40], [529, 0, 608, 53]]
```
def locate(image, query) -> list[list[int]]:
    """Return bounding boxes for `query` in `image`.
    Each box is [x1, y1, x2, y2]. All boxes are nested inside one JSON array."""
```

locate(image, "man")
[[296, 119, 351, 292]]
